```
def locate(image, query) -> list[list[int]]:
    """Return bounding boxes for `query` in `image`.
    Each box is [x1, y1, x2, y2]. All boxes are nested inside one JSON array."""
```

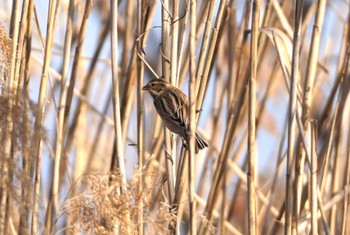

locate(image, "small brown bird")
[[143, 78, 208, 153]]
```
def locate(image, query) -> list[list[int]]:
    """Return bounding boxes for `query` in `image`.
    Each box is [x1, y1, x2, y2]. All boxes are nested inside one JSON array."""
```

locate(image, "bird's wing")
[[155, 88, 188, 126], [169, 88, 188, 125]]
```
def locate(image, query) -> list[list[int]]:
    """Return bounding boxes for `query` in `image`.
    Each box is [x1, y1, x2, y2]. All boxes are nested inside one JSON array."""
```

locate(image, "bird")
[[142, 78, 208, 153]]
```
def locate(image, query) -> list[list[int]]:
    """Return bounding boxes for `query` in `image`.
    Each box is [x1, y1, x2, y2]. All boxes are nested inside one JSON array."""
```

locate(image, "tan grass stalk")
[[319, 89, 340, 193], [331, 44, 349, 235], [30, 0, 59, 232], [329, 41, 350, 235], [227, 7, 238, 108], [171, 0, 179, 86], [0, 1, 20, 234], [247, 0, 260, 234], [197, 81, 224, 197], [341, 126, 350, 235], [161, 0, 176, 211], [121, 47, 137, 144], [122, 2, 157, 146], [293, 1, 326, 224], [9, 0, 20, 90], [188, 0, 197, 234], [136, 1, 145, 234], [17, 1, 33, 233], [329, 128, 342, 235], [32, 107, 44, 235], [310, 121, 318, 234], [120, 0, 135, 82], [317, 189, 331, 234], [176, 3, 189, 85], [196, 0, 225, 114], [329, 45, 350, 234], [195, 0, 216, 91], [52, 0, 74, 232], [233, 1, 252, 101], [285, 1, 304, 234], [110, 0, 131, 232], [318, 24, 348, 130], [178, 1, 212, 85], [219, 169, 227, 235], [2, 6, 21, 231], [110, 0, 127, 188], [318, 25, 348, 194], [13, 0, 30, 91], [168, 145, 187, 234], [63, 0, 91, 129], [271, 0, 293, 38], [23, 0, 34, 88]]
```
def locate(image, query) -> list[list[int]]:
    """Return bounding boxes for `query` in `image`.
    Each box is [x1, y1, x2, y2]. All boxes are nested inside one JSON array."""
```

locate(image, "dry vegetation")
[[0, 0, 349, 234]]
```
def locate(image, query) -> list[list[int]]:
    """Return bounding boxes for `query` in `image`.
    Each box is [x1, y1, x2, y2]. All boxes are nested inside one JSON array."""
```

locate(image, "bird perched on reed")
[[143, 78, 208, 153]]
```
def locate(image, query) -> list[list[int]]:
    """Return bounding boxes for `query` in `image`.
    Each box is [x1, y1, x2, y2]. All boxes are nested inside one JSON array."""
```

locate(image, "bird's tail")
[[195, 132, 208, 153], [182, 132, 208, 153]]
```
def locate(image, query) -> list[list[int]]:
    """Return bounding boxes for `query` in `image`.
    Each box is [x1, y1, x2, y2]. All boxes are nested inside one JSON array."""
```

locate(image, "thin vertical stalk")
[[110, 1, 131, 232], [329, 123, 342, 235], [161, 0, 175, 207], [247, 0, 260, 234], [24, 0, 34, 89], [9, 0, 20, 90], [31, 107, 44, 235], [171, 0, 179, 85], [120, 0, 135, 81], [110, 0, 127, 187], [178, 1, 211, 84], [172, 146, 187, 233], [13, 0, 30, 90], [320, 91, 340, 193], [286, 1, 303, 234], [34, 0, 58, 232], [53, 0, 74, 232], [136, 1, 145, 234], [329, 33, 349, 234], [196, 0, 225, 115], [195, 0, 215, 88], [219, 169, 227, 235], [310, 121, 318, 235], [341, 126, 350, 235], [63, 0, 91, 129], [17, 1, 31, 234], [294, 0, 326, 224], [170, 0, 179, 196], [302, 0, 326, 124], [233, 0, 252, 105], [1, 0, 20, 234], [339, 18, 350, 235], [188, 0, 197, 234], [317, 189, 331, 235]]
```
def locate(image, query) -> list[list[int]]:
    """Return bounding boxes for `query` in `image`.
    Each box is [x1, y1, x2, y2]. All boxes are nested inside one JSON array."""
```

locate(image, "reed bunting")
[[143, 78, 208, 153]]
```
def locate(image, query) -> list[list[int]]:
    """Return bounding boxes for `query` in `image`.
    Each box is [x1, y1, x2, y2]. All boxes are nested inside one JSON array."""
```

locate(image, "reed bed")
[[0, 0, 349, 234]]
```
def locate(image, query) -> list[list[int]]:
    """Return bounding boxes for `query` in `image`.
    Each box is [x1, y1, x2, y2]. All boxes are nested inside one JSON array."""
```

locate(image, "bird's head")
[[142, 78, 170, 98]]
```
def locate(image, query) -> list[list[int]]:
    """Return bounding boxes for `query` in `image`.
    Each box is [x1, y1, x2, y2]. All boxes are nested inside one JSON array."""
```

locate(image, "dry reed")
[[0, 0, 349, 234]]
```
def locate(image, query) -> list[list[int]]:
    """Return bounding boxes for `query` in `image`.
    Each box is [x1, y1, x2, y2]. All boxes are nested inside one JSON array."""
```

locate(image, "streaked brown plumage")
[[143, 78, 208, 153]]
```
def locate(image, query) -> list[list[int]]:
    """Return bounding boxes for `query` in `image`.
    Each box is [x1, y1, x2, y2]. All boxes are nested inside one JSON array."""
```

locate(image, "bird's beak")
[[142, 84, 149, 91]]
